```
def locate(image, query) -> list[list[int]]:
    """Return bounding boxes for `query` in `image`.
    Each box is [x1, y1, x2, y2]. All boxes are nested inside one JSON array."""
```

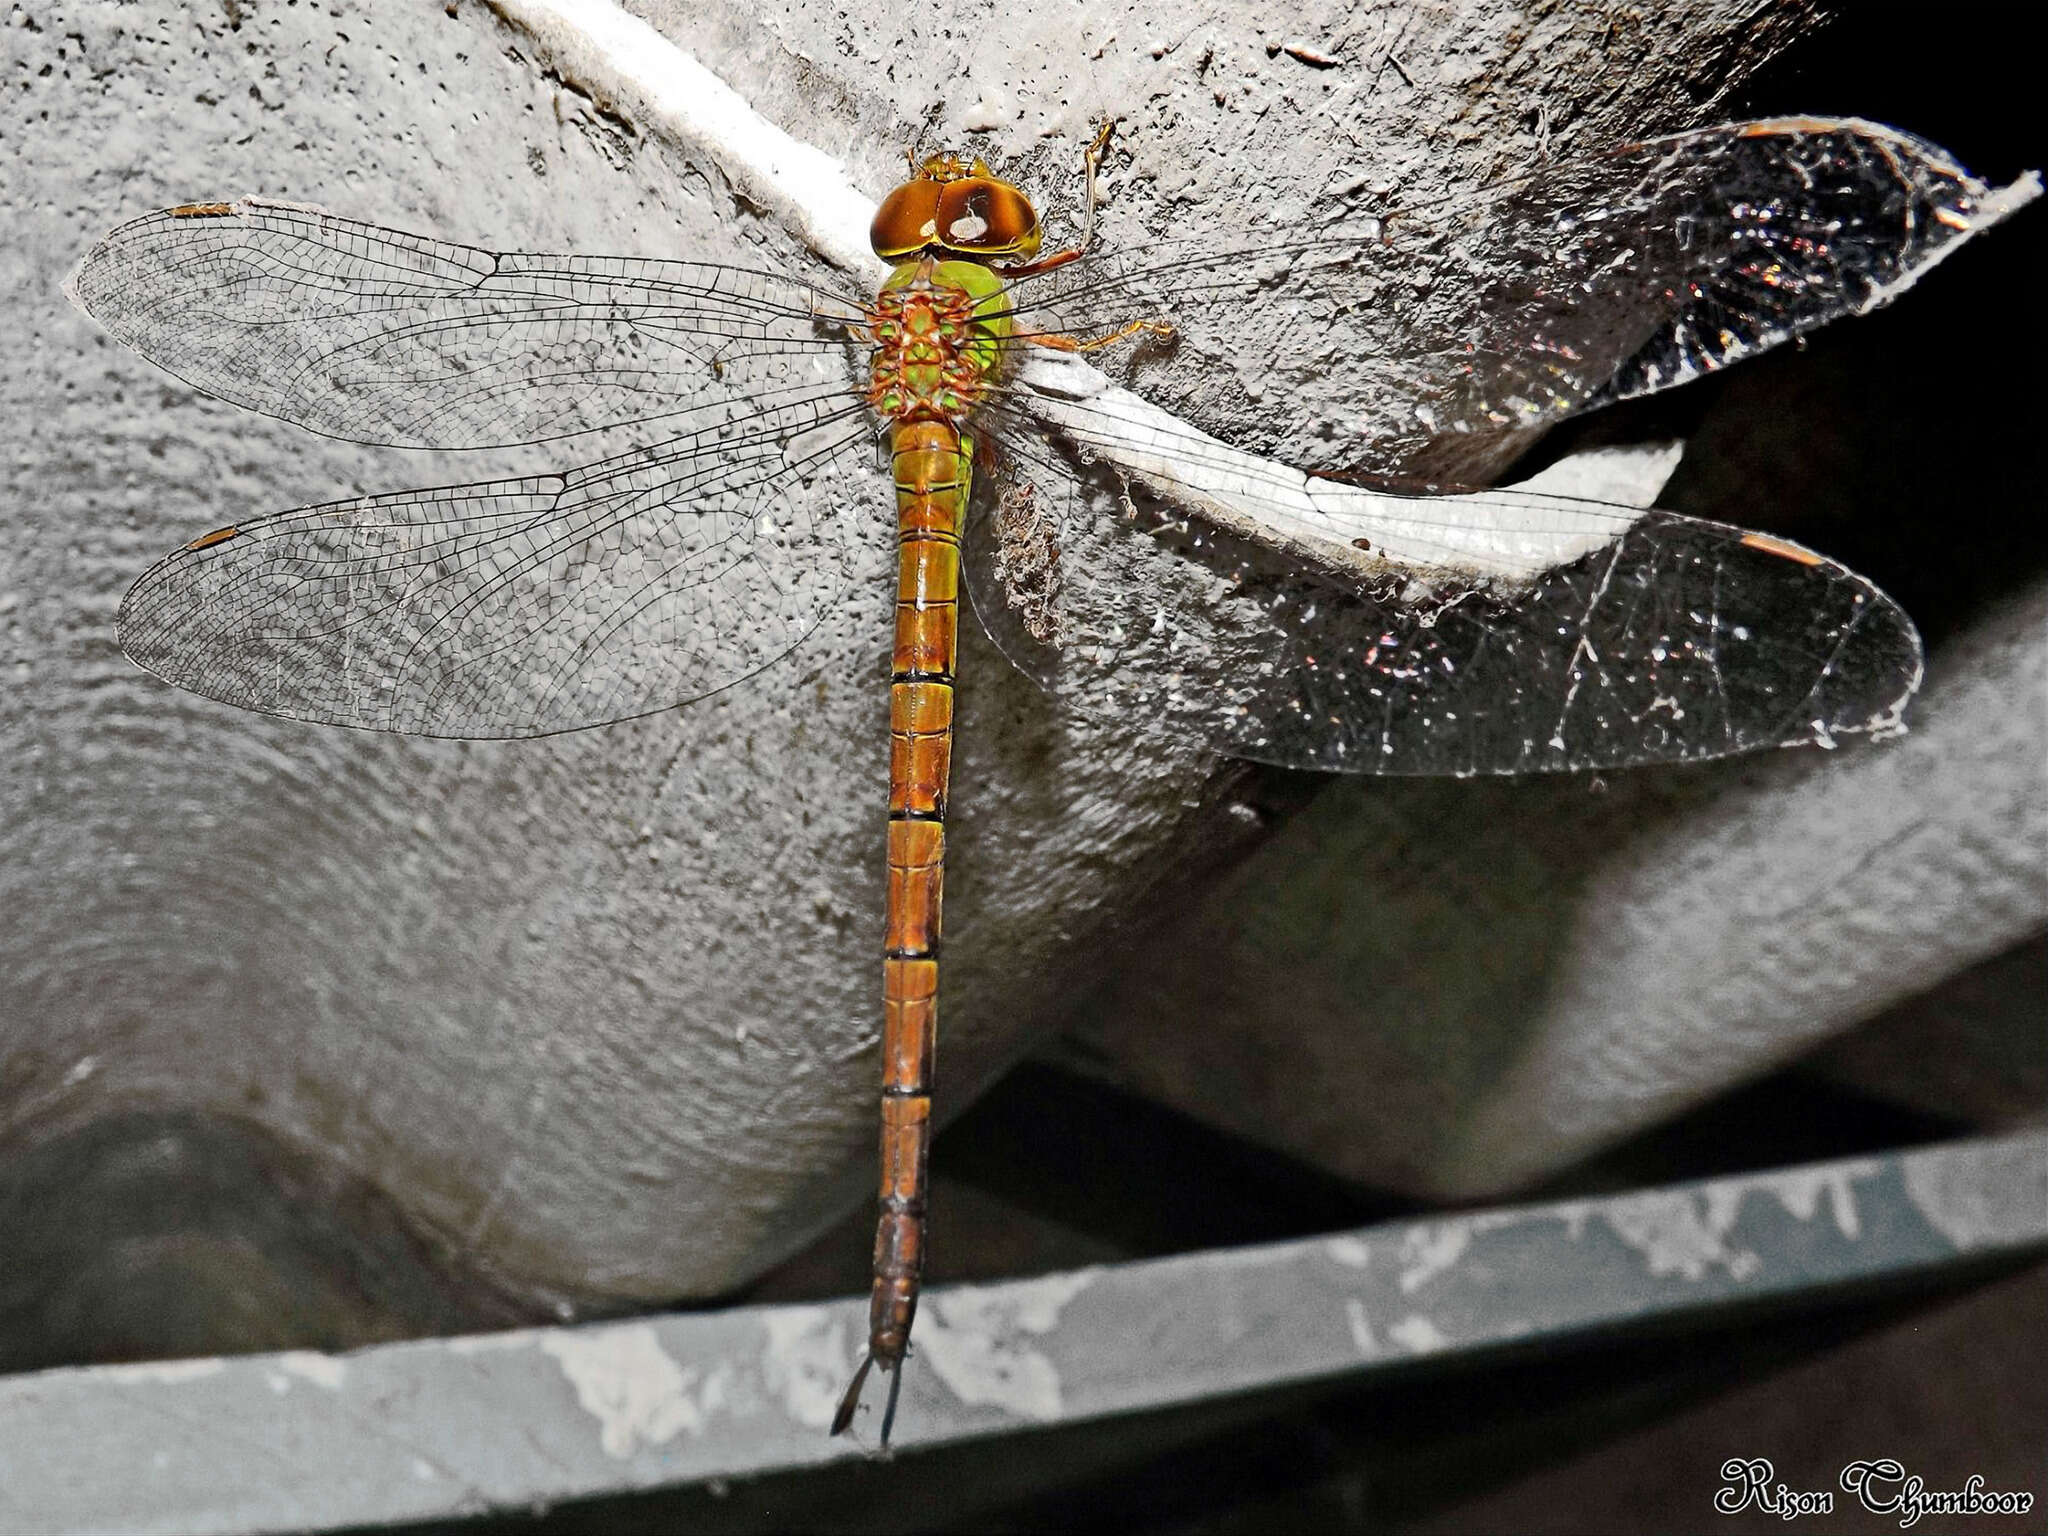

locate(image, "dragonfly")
[[68, 115, 2015, 1443]]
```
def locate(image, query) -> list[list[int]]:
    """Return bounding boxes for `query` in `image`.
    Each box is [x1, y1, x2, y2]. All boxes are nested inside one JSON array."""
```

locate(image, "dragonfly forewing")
[[67, 198, 870, 449], [1003, 119, 2015, 480]]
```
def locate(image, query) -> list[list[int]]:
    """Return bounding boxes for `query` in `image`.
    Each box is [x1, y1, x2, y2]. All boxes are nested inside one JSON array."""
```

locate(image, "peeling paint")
[[1388, 1315, 1451, 1353], [1760, 1161, 1880, 1237], [918, 1271, 1097, 1421], [1549, 1200, 1595, 1241], [1903, 1136, 2048, 1250], [759, 1306, 857, 1429], [1326, 1235, 1372, 1268], [1344, 1297, 1381, 1355], [540, 1325, 705, 1457], [1397, 1220, 1472, 1293], [1512, 441, 1685, 508], [1603, 1161, 1887, 1284], [276, 1351, 347, 1390], [95, 1357, 227, 1384], [1604, 1190, 1761, 1282], [447, 1329, 548, 1355]]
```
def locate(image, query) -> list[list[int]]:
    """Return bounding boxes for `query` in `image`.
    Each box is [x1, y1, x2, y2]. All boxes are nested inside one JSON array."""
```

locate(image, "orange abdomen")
[[866, 415, 967, 1372]]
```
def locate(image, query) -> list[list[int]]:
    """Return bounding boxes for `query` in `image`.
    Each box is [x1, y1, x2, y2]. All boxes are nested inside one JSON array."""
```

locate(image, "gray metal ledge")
[[2, 1131, 2041, 1535]]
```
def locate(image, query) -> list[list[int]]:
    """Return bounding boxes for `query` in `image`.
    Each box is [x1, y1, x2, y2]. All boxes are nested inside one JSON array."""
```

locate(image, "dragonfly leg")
[[994, 119, 1119, 279], [1022, 316, 1176, 354]]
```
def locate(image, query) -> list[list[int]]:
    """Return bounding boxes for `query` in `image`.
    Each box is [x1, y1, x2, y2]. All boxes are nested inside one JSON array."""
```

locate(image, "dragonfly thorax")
[[865, 259, 1012, 424], [870, 155, 1043, 264]]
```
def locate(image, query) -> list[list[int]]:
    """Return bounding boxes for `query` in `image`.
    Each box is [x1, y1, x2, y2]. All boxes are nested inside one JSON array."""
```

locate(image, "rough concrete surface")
[[3, 0, 2038, 1379]]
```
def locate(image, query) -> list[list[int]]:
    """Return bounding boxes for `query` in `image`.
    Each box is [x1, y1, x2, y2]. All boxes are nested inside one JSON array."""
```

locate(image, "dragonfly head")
[[871, 153, 1043, 266]]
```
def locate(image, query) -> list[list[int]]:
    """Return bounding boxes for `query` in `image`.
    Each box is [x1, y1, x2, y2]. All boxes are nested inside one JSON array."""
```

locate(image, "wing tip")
[[58, 259, 87, 318]]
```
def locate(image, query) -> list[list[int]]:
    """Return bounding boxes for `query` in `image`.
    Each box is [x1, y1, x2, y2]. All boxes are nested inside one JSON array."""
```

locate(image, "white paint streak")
[[1326, 1235, 1372, 1268], [1344, 1297, 1381, 1356], [1388, 1315, 1451, 1353], [1019, 354, 1660, 582], [1513, 441, 1685, 506], [759, 1307, 858, 1430], [95, 1357, 227, 1384], [1768, 1164, 1874, 1239], [487, 0, 884, 279], [918, 1271, 1098, 1422], [1397, 1221, 1473, 1294], [540, 1325, 704, 1457], [446, 1328, 548, 1355], [1604, 1158, 1932, 1281], [1547, 1200, 1596, 1242], [276, 1351, 347, 1390], [1603, 1191, 1761, 1282], [1902, 1136, 2048, 1251]]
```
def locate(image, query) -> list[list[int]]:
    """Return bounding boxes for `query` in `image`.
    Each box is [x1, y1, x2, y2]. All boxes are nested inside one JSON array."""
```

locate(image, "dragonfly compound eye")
[[870, 171, 1042, 262], [870, 178, 947, 261], [933, 178, 1041, 260]]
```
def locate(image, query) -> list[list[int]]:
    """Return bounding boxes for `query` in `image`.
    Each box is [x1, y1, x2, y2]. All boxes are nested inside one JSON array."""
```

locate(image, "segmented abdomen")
[[867, 415, 967, 1368]]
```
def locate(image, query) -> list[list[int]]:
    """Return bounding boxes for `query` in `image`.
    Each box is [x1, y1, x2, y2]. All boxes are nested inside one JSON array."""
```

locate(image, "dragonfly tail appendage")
[[837, 417, 965, 1442], [830, 1354, 874, 1437], [829, 1350, 908, 1446]]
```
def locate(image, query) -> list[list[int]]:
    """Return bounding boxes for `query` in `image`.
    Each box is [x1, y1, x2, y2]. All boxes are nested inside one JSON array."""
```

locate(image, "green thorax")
[[870, 258, 1014, 423]]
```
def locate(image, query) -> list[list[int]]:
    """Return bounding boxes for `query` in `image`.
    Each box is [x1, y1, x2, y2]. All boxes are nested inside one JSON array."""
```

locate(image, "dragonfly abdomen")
[[855, 414, 970, 1413]]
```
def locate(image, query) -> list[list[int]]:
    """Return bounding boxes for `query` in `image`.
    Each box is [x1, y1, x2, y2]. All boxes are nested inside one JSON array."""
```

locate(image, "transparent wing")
[[119, 392, 886, 737], [67, 197, 868, 448], [1000, 118, 2007, 478], [966, 420, 1922, 775]]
